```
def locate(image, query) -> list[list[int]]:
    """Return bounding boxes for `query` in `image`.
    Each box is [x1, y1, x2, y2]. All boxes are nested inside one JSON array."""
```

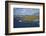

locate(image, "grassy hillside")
[[22, 16, 39, 22]]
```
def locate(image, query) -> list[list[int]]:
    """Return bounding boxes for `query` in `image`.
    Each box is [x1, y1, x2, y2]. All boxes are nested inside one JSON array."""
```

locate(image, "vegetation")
[[22, 16, 39, 22]]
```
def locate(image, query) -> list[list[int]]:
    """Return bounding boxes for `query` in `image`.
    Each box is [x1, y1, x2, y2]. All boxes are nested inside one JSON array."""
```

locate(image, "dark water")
[[14, 17, 40, 28]]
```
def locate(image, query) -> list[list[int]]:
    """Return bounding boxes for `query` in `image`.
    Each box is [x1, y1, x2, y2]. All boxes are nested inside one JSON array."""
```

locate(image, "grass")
[[22, 16, 39, 22]]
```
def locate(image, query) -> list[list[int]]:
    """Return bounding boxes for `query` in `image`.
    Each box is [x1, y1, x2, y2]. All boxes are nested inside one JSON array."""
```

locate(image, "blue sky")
[[13, 8, 40, 16]]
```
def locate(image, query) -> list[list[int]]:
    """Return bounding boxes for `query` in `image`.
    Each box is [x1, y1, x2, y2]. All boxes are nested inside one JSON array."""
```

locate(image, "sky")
[[13, 8, 40, 16]]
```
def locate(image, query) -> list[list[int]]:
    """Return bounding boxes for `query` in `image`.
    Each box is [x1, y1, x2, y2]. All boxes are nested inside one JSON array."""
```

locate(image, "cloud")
[[14, 8, 39, 16]]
